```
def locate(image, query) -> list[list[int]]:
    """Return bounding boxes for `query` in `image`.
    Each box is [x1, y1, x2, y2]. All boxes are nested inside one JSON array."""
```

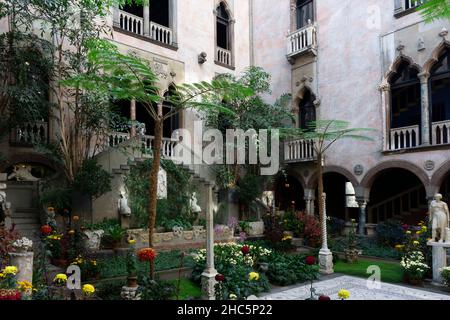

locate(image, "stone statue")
[[430, 194, 450, 243], [118, 191, 132, 216], [157, 168, 167, 199], [0, 183, 11, 226], [189, 192, 202, 214], [7, 165, 39, 181]]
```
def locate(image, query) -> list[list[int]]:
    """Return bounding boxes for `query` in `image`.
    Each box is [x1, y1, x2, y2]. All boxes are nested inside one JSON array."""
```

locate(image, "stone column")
[[357, 199, 368, 236], [8, 251, 34, 284], [419, 72, 431, 146], [112, 6, 120, 28], [427, 241, 450, 286], [201, 183, 217, 300], [130, 100, 137, 137], [143, 3, 150, 37], [169, 0, 178, 46], [379, 83, 391, 151], [318, 193, 334, 274], [304, 189, 315, 215]]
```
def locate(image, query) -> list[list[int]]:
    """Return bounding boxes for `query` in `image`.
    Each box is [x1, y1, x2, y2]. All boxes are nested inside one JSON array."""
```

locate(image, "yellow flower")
[[0, 273, 5, 278], [416, 231, 422, 235], [282, 235, 293, 242], [229, 293, 237, 300], [3, 266, 18, 275], [72, 215, 80, 221], [82, 284, 95, 296], [413, 241, 420, 245], [17, 280, 33, 292], [406, 231, 412, 235], [68, 230, 76, 235], [395, 244, 404, 251], [421, 226, 427, 232], [53, 273, 67, 284], [338, 289, 350, 300], [128, 239, 136, 245], [47, 207, 55, 212], [248, 272, 260, 281], [91, 260, 97, 266]]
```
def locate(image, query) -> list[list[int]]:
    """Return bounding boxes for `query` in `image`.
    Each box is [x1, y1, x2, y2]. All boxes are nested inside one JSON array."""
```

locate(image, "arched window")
[[299, 89, 316, 130], [151, 0, 170, 28], [430, 48, 450, 123], [390, 61, 421, 129], [163, 85, 180, 138], [296, 0, 314, 29], [216, 2, 230, 50]]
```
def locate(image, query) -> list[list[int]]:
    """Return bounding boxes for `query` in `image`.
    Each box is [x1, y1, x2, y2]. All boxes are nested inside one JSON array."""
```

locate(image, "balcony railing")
[[216, 47, 232, 67], [286, 24, 317, 59], [284, 138, 316, 162], [116, 9, 174, 46], [432, 120, 450, 146], [395, 0, 424, 15], [10, 121, 48, 146], [405, 0, 424, 10], [388, 125, 419, 151], [119, 10, 143, 35]]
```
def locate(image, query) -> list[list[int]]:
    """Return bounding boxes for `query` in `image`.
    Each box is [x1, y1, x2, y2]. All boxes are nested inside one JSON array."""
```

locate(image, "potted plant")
[[126, 239, 138, 287], [103, 225, 125, 251], [401, 251, 429, 285], [344, 219, 359, 264], [0, 266, 21, 301]]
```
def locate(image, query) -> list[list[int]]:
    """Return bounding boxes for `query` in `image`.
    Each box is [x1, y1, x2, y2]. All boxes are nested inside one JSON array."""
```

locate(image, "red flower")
[[215, 274, 225, 282], [40, 225, 53, 235], [319, 295, 331, 301], [137, 248, 157, 262], [0, 289, 21, 300], [241, 245, 250, 255], [305, 256, 316, 266], [402, 224, 409, 231]]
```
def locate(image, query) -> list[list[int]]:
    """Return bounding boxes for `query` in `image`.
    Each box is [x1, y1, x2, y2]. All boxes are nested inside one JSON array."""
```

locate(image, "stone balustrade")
[[216, 47, 232, 67], [286, 24, 317, 58], [284, 138, 316, 162], [119, 10, 144, 35], [10, 121, 48, 145], [388, 125, 419, 151], [432, 120, 450, 146], [150, 22, 172, 46]]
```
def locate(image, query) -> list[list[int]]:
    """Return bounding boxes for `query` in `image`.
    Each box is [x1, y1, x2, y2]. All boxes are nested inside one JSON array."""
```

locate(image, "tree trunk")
[[148, 104, 163, 280], [317, 153, 324, 226]]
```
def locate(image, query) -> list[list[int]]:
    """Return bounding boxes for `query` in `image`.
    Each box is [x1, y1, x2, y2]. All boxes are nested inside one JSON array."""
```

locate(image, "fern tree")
[[284, 121, 374, 240], [65, 44, 251, 279], [419, 0, 450, 22]]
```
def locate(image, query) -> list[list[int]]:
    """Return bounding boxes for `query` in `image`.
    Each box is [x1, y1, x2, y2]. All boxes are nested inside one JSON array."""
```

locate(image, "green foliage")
[[330, 237, 401, 260], [83, 218, 120, 231], [103, 224, 126, 245], [39, 185, 72, 211], [236, 174, 265, 206], [376, 220, 406, 247], [334, 259, 404, 284], [138, 277, 176, 300], [266, 253, 319, 286], [72, 159, 112, 198], [95, 279, 126, 300], [124, 159, 196, 229], [419, 0, 450, 22]]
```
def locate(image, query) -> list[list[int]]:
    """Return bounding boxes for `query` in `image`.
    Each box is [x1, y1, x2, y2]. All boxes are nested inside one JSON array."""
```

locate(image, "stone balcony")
[[286, 24, 317, 64], [284, 138, 316, 163], [9, 121, 48, 147]]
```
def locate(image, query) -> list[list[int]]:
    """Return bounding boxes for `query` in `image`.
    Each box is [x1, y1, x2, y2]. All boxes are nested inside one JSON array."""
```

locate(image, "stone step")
[[12, 217, 40, 224], [120, 164, 131, 171]]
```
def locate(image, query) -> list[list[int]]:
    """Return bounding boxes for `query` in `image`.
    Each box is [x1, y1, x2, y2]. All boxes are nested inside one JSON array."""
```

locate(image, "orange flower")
[[68, 230, 75, 236], [72, 216, 80, 222], [137, 248, 157, 262]]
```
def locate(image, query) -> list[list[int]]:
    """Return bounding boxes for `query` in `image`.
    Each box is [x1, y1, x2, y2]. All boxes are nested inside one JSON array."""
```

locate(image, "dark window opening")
[[163, 86, 180, 138], [390, 61, 421, 128], [216, 2, 230, 50], [296, 0, 314, 29], [151, 0, 170, 27], [431, 49, 450, 123], [121, 3, 143, 17], [299, 89, 316, 130]]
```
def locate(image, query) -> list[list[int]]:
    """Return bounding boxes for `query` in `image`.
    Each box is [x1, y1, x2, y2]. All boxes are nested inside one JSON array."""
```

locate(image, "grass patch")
[[334, 258, 404, 284], [98, 250, 195, 279], [169, 278, 202, 300]]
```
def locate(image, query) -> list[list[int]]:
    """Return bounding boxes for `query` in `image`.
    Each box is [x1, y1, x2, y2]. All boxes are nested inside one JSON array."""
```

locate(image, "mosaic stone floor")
[[261, 276, 450, 300]]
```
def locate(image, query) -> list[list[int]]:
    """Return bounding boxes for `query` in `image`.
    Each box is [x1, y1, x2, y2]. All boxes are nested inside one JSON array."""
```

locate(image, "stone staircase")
[[11, 207, 41, 242]]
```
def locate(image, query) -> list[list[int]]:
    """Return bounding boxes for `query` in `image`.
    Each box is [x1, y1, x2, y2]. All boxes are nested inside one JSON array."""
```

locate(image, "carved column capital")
[[418, 72, 430, 83]]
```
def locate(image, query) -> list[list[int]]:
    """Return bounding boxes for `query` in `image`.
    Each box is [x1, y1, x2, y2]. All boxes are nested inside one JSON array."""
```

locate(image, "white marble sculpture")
[[190, 192, 202, 214], [157, 168, 167, 199], [7, 165, 39, 181], [118, 191, 132, 216], [0, 183, 11, 226], [430, 194, 450, 243]]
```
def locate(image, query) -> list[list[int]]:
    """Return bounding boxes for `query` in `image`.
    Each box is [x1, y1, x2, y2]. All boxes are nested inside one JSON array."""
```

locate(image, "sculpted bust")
[[430, 194, 450, 243], [118, 191, 132, 216]]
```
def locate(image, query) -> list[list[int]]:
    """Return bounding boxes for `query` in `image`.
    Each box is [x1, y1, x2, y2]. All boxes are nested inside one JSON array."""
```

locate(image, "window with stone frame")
[[216, 2, 230, 50], [394, 0, 424, 17], [296, 0, 314, 29], [430, 48, 450, 123], [390, 61, 421, 129]]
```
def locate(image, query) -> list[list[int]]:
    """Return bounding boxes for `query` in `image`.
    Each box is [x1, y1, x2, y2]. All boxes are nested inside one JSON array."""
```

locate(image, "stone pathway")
[[261, 276, 450, 300]]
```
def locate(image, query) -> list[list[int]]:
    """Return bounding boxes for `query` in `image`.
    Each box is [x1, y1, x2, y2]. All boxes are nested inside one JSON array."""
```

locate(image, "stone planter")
[[8, 251, 34, 284], [247, 221, 265, 236], [83, 230, 104, 251]]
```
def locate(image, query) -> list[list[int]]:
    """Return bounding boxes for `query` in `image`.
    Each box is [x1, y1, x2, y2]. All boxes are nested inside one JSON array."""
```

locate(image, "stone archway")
[[431, 161, 450, 203], [274, 173, 305, 212]]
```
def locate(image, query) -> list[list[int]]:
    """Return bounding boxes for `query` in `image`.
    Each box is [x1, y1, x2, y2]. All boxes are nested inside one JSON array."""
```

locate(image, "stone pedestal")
[[427, 241, 450, 286], [201, 270, 217, 300], [8, 251, 34, 284], [319, 248, 334, 275], [120, 286, 141, 300]]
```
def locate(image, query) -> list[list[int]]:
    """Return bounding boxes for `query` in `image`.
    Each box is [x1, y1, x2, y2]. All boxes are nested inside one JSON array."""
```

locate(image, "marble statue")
[[118, 191, 132, 216], [7, 165, 39, 181], [157, 168, 167, 199], [0, 183, 11, 226], [189, 192, 202, 214], [430, 194, 450, 243]]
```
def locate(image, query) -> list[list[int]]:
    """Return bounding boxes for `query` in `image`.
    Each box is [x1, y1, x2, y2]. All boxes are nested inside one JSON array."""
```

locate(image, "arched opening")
[[439, 171, 450, 203], [296, 0, 314, 29], [320, 172, 358, 221], [430, 47, 450, 145], [216, 2, 230, 50], [274, 175, 305, 212], [368, 168, 427, 225], [389, 60, 421, 148], [163, 85, 180, 138], [298, 89, 316, 130], [151, 0, 170, 28]]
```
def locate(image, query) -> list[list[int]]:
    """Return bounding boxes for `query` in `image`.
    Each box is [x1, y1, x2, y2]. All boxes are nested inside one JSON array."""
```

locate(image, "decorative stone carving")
[[162, 232, 174, 242], [7, 165, 39, 181], [157, 168, 167, 199], [173, 226, 183, 238], [354, 165, 364, 176], [121, 286, 142, 300], [198, 52, 207, 64], [183, 231, 194, 241], [153, 233, 162, 244], [439, 27, 448, 39], [8, 251, 34, 284], [0, 183, 11, 226], [152, 60, 168, 80], [190, 192, 202, 214], [118, 191, 132, 216], [83, 230, 104, 251], [396, 42, 405, 53], [418, 38, 425, 51], [247, 221, 265, 236], [424, 160, 435, 171], [430, 194, 449, 243]]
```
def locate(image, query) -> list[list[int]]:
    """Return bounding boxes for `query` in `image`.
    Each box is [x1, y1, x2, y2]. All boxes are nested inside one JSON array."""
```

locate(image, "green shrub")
[[376, 220, 405, 247], [266, 253, 319, 286], [441, 267, 450, 287], [83, 218, 120, 231], [138, 277, 176, 300], [73, 159, 112, 198], [96, 279, 126, 300]]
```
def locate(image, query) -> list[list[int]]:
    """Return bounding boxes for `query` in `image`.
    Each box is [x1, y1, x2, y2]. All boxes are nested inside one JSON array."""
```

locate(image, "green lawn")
[[334, 258, 404, 284], [169, 278, 202, 300]]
